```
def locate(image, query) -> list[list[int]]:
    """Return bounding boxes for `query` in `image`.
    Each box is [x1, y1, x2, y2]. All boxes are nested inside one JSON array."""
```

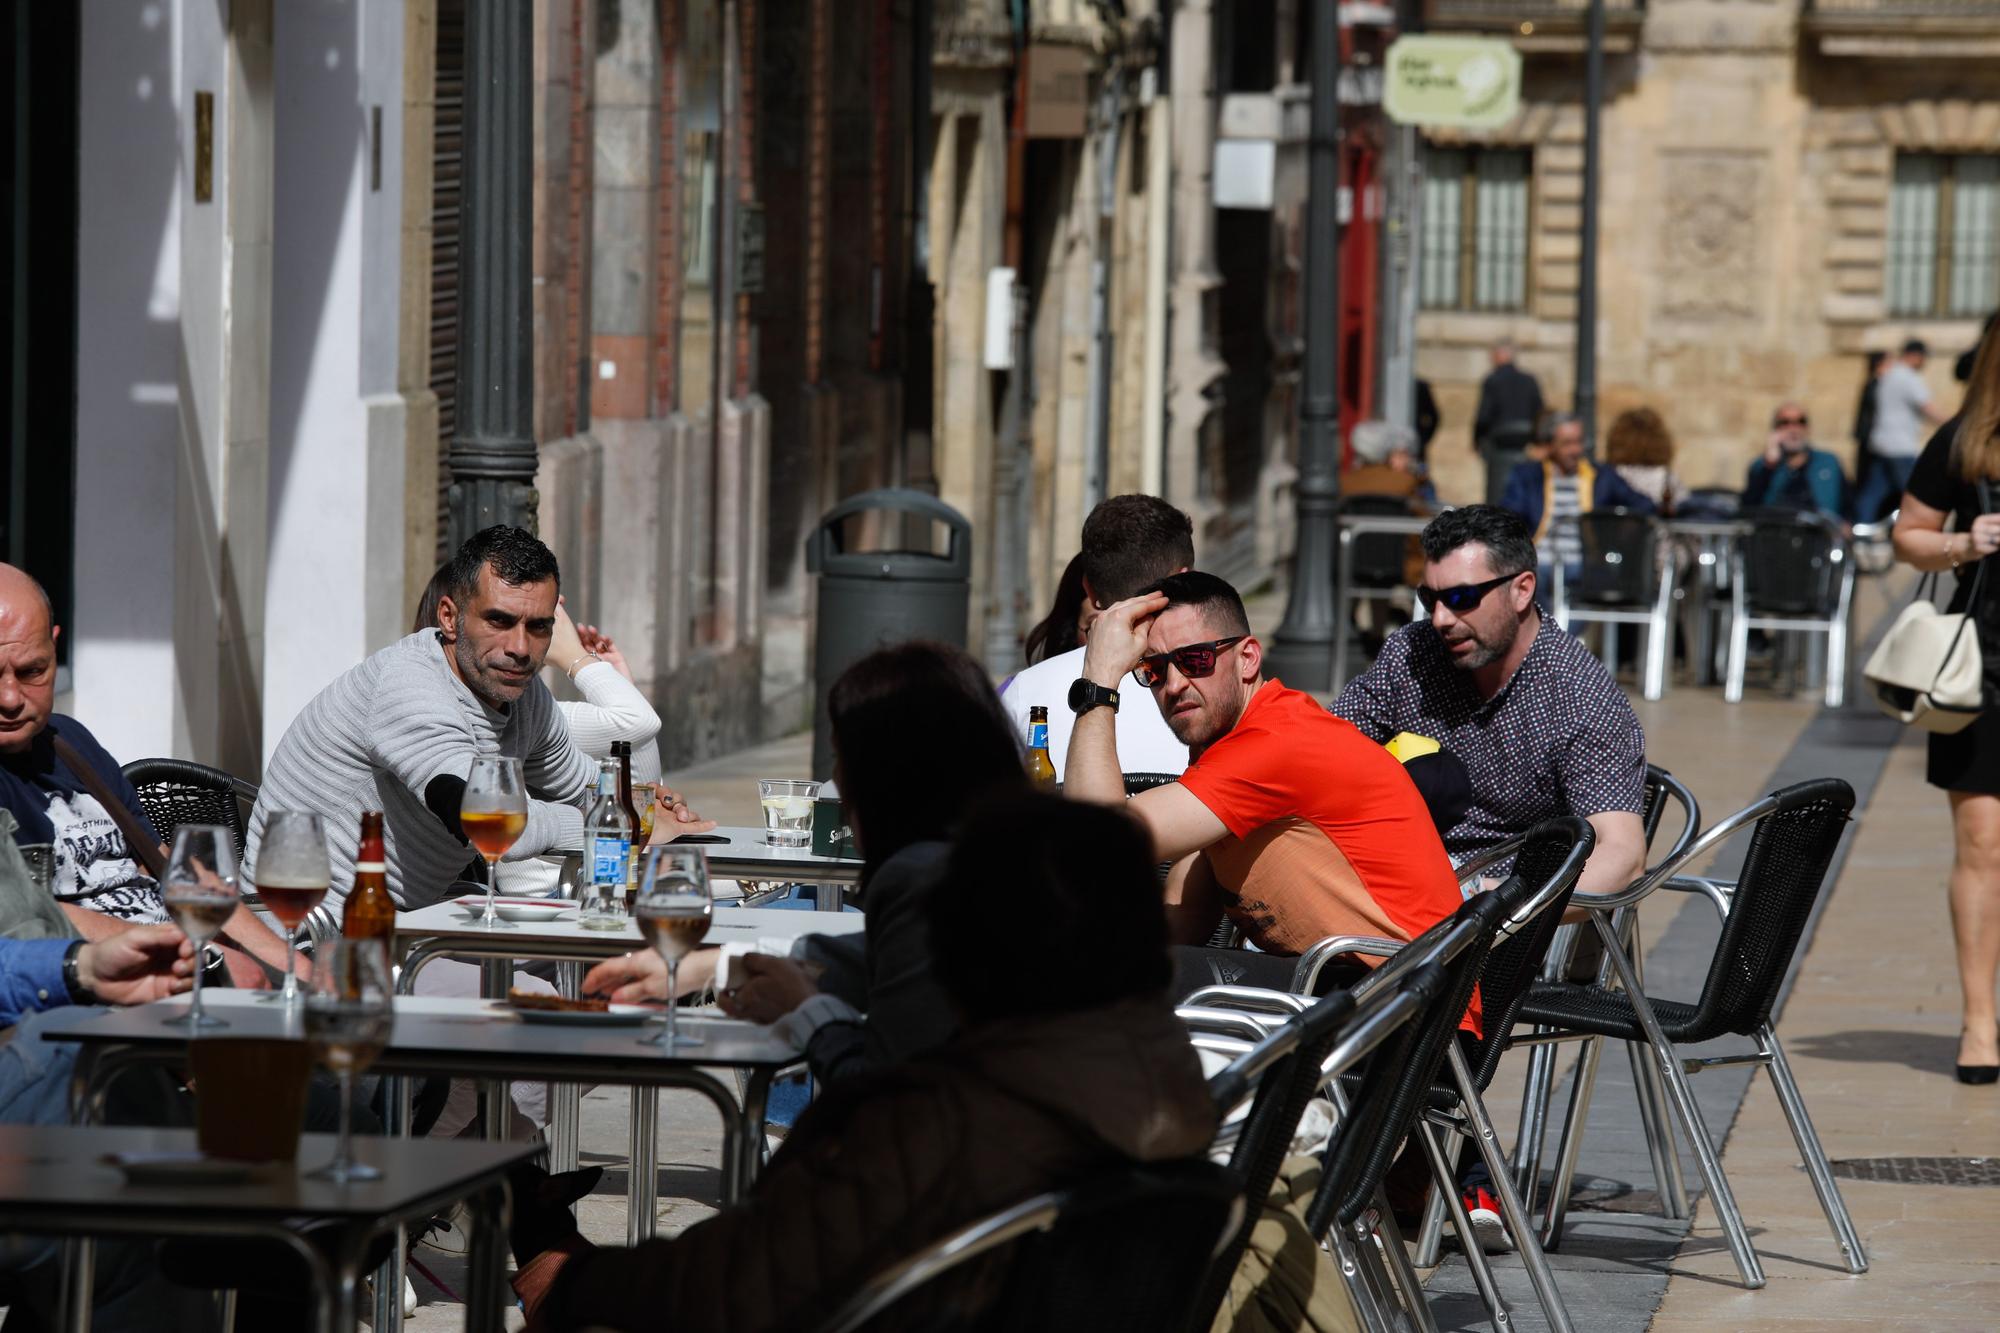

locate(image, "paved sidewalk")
[[1649, 729, 2000, 1331]]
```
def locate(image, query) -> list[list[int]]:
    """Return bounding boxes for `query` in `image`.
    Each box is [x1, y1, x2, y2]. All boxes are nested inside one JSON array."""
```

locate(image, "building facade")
[[1413, 0, 2000, 504]]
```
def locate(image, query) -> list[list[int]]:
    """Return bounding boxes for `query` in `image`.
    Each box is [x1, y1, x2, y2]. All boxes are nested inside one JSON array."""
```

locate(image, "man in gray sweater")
[[251, 527, 604, 910]]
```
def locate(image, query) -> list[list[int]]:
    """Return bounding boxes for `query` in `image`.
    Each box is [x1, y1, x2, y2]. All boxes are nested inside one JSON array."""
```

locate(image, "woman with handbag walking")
[[1892, 324, 2000, 1084]]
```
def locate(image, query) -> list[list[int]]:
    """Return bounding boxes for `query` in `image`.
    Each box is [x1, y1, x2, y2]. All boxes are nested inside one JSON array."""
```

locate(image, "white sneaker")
[[1463, 1187, 1515, 1253]]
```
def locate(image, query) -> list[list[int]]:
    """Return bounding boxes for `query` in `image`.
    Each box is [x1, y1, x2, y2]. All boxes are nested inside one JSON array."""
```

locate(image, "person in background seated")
[[511, 794, 1218, 1332], [1061, 572, 1469, 1011], [0, 565, 291, 987], [1500, 413, 1656, 595], [1019, 552, 1093, 672], [586, 640, 1028, 1088], [1604, 406, 1685, 515], [415, 572, 664, 784], [1000, 495, 1194, 782], [1744, 401, 1847, 523]]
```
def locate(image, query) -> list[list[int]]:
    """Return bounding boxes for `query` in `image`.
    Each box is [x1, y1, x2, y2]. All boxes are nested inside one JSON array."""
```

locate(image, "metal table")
[[0, 1123, 529, 1333], [41, 992, 804, 1333]]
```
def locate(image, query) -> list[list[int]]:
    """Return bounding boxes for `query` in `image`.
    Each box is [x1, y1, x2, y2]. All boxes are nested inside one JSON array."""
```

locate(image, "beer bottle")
[[341, 810, 396, 942], [1026, 706, 1058, 787]]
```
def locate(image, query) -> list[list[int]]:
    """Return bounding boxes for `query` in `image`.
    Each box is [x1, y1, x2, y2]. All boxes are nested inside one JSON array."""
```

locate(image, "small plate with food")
[[503, 989, 656, 1026], [453, 896, 576, 924]]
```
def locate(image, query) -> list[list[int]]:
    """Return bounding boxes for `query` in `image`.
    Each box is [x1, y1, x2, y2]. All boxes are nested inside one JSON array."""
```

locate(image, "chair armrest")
[[1291, 935, 1404, 995], [1177, 1007, 1279, 1043], [815, 1192, 1064, 1333], [1655, 874, 1735, 918], [1181, 985, 1310, 1017]]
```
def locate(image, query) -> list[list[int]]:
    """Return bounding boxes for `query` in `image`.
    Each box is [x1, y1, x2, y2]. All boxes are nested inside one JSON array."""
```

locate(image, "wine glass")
[[160, 825, 239, 1030], [633, 845, 712, 1049], [462, 756, 528, 929], [254, 811, 329, 1006], [303, 937, 394, 1183]]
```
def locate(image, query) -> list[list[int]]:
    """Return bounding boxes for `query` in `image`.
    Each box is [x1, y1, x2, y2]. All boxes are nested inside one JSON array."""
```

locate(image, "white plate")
[[453, 896, 575, 924], [505, 1002, 656, 1027], [102, 1151, 263, 1186]]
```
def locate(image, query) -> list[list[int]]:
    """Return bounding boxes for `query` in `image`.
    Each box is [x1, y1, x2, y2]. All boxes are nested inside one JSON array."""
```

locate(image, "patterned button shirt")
[[1331, 608, 1646, 865]]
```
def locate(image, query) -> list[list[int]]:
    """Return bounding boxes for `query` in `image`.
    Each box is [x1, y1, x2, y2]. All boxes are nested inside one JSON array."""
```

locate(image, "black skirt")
[[1929, 706, 2000, 794]]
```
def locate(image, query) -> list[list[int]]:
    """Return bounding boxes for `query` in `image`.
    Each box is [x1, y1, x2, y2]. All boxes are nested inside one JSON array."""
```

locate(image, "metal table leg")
[[465, 1183, 512, 1332], [627, 1086, 658, 1243], [478, 959, 514, 1141]]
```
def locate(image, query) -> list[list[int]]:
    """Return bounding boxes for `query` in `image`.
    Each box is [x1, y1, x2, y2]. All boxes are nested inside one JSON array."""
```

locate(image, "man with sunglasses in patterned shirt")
[[1063, 572, 1472, 1014], [1333, 505, 1648, 904]]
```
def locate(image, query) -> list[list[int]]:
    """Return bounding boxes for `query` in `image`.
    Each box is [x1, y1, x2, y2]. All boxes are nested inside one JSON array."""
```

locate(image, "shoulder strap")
[[51, 736, 165, 879]]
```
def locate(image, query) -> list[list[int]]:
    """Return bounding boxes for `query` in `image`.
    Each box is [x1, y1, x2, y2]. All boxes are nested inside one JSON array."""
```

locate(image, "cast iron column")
[[448, 0, 539, 545], [1263, 0, 1343, 692], [1574, 0, 1605, 448]]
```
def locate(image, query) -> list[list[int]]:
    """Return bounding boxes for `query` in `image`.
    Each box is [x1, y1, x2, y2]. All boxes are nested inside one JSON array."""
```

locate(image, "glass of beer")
[[161, 825, 239, 1030], [633, 844, 712, 1049], [462, 756, 528, 929], [303, 937, 394, 1183], [254, 811, 329, 1007]]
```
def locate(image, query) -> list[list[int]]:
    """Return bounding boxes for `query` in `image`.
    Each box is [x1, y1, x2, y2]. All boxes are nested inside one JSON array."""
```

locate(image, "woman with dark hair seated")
[[513, 794, 1218, 1331], [1021, 552, 1093, 668], [585, 639, 1029, 1085]]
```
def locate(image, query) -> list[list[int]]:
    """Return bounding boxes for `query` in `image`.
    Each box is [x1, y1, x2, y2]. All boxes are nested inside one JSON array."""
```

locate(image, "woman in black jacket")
[[584, 640, 1028, 1084]]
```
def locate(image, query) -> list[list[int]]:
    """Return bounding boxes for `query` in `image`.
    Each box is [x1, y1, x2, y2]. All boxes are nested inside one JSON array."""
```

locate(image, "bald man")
[[1744, 401, 1846, 521], [0, 566, 292, 985]]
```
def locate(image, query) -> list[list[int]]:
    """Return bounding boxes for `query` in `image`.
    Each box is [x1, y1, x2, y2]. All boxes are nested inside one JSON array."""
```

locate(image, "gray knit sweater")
[[247, 631, 595, 910]]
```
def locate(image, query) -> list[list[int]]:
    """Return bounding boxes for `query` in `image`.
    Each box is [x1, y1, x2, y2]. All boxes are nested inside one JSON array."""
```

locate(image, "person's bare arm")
[[1895, 494, 2000, 570], [1574, 810, 1648, 900], [57, 903, 130, 942], [1162, 853, 1225, 946], [76, 925, 196, 1005], [217, 902, 303, 985], [1062, 592, 1170, 806]]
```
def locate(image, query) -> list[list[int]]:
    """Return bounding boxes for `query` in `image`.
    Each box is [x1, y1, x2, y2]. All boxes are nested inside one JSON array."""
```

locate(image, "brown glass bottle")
[[341, 810, 396, 942], [1026, 706, 1058, 787]]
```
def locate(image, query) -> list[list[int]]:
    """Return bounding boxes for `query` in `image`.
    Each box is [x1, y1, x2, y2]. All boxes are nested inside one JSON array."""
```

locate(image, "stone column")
[[1164, 0, 1225, 521]]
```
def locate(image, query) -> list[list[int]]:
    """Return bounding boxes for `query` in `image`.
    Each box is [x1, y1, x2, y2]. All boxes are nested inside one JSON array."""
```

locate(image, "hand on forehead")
[[1144, 604, 1211, 653]]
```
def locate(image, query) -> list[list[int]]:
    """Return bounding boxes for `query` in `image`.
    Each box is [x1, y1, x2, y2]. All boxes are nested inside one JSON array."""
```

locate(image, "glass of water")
[[757, 779, 819, 849]]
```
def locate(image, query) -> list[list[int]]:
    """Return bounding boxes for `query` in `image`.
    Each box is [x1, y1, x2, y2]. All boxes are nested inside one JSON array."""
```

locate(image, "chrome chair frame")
[[1724, 528, 1856, 709], [1514, 785, 1867, 1287], [1551, 513, 1679, 701]]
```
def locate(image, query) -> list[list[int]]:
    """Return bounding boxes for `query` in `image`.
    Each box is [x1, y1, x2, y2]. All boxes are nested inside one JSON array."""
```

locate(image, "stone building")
[[1413, 0, 2000, 506]]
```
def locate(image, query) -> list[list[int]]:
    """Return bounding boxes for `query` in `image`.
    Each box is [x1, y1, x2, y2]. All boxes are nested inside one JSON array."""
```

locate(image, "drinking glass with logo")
[[462, 756, 528, 929], [303, 937, 394, 1183], [254, 811, 329, 1006], [633, 845, 712, 1049], [161, 825, 239, 1030]]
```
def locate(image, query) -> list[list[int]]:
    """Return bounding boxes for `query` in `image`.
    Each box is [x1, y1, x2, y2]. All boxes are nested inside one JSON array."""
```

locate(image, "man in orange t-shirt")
[[1062, 571, 1472, 1024]]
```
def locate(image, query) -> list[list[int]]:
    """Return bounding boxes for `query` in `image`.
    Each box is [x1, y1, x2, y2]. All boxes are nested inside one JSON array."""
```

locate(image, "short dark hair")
[[1144, 570, 1250, 637], [1420, 506, 1537, 579], [828, 641, 1027, 873], [440, 526, 560, 606], [1080, 495, 1195, 604], [931, 793, 1170, 1023], [1903, 338, 1929, 358]]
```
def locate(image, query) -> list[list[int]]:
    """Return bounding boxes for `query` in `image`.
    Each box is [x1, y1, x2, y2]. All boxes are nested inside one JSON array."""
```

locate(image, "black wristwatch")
[[61, 941, 97, 1006], [1068, 678, 1121, 717]]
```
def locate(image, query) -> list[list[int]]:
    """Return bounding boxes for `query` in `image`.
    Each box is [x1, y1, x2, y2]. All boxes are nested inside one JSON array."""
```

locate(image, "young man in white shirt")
[[999, 495, 1193, 781]]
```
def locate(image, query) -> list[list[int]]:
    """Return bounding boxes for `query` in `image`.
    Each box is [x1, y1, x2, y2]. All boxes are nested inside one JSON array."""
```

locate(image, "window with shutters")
[[1887, 153, 2000, 319], [1419, 145, 1531, 313]]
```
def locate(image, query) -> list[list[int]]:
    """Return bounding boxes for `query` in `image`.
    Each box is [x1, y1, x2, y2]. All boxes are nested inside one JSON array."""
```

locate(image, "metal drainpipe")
[[1083, 61, 1123, 512], [983, 5, 1034, 675]]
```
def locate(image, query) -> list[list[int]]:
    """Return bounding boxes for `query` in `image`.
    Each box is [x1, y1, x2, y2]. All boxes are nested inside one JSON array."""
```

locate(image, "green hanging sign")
[[1383, 35, 1523, 130]]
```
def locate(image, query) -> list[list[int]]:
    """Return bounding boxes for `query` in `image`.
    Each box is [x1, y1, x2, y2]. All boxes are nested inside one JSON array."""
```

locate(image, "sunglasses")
[[1134, 636, 1246, 689], [1774, 415, 1808, 427], [1416, 572, 1518, 614]]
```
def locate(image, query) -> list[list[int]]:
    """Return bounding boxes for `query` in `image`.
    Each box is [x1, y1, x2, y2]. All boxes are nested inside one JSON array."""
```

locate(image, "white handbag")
[[1863, 562, 1988, 734]]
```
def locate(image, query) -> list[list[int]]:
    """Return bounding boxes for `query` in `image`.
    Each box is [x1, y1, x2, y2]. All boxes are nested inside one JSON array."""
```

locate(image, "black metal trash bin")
[[805, 489, 972, 778]]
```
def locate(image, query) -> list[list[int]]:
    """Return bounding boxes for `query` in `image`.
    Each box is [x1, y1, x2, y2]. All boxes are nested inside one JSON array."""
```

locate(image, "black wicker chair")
[[1554, 509, 1676, 701], [1331, 820, 1594, 1332], [1725, 508, 1855, 707], [1516, 778, 1864, 1288], [811, 1156, 1241, 1333], [120, 757, 258, 860]]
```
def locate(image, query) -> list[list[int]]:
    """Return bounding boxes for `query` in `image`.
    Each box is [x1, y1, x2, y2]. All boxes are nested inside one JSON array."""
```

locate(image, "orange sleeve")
[[1176, 721, 1296, 839]]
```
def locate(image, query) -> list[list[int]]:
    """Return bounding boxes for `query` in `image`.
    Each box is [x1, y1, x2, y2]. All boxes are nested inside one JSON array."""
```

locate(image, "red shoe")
[[1462, 1187, 1515, 1253]]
